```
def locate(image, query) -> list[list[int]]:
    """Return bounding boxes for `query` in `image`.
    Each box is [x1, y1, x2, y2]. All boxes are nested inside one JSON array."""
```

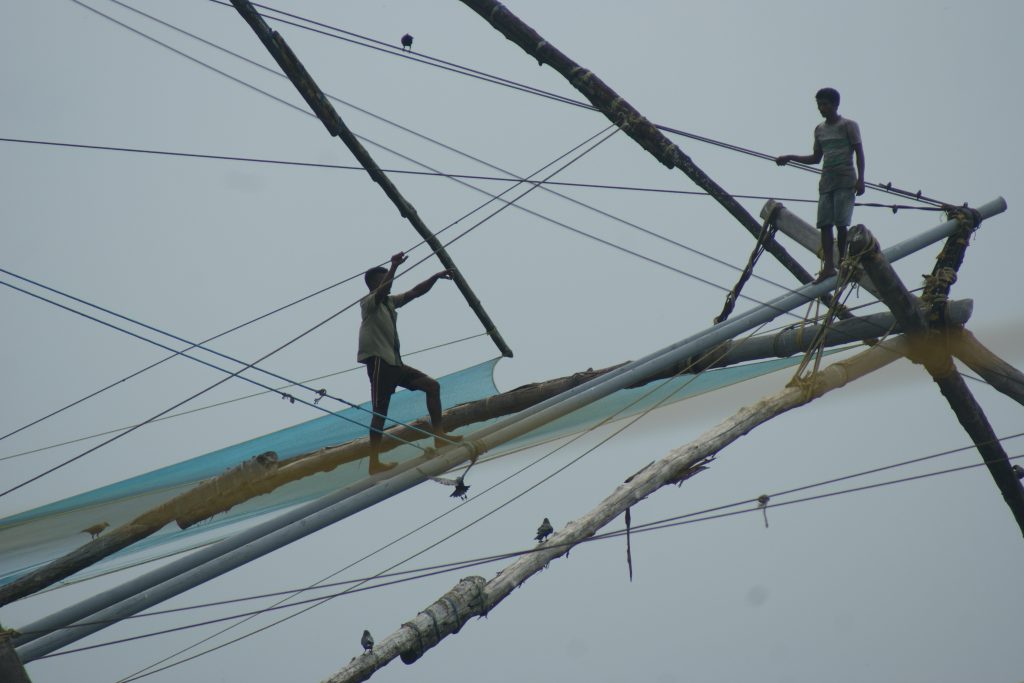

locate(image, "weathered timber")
[[0, 627, 31, 683], [229, 0, 512, 358], [761, 199, 883, 299], [325, 337, 914, 683], [948, 328, 1024, 407], [0, 304, 972, 608], [920, 208, 979, 326], [458, 0, 820, 291], [851, 225, 1024, 537]]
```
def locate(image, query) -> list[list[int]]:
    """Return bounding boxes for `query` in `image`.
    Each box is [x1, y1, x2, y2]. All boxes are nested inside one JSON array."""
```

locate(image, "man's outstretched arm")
[[397, 270, 454, 305], [776, 139, 823, 166]]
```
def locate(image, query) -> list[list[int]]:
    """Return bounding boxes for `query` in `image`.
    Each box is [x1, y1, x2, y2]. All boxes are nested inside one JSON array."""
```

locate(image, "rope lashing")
[[921, 207, 982, 326], [714, 206, 781, 324]]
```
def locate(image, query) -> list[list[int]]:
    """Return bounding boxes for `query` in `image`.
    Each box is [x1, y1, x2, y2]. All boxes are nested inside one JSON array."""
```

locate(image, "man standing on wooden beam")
[[776, 87, 866, 281], [358, 252, 463, 474]]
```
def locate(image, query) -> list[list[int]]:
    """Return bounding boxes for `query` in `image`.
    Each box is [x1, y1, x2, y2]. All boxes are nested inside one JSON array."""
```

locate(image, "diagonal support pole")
[[230, 0, 512, 357], [458, 0, 818, 291], [850, 224, 1024, 537]]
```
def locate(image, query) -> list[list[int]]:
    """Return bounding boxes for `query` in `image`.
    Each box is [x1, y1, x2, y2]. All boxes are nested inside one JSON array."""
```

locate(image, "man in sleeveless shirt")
[[776, 87, 865, 281], [358, 252, 462, 474]]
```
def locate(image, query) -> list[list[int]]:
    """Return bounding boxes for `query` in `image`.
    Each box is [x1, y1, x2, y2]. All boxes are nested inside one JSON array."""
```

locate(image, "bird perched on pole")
[[1013, 464, 1024, 480], [400, 33, 413, 51], [361, 629, 374, 654], [535, 517, 553, 543], [81, 522, 109, 540]]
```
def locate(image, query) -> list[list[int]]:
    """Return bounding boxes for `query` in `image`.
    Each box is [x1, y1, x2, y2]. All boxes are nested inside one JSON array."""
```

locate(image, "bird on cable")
[[314, 388, 327, 405], [1013, 464, 1024, 480], [400, 33, 413, 51], [535, 517, 553, 543], [361, 629, 374, 653], [428, 475, 470, 500], [81, 522, 109, 539]]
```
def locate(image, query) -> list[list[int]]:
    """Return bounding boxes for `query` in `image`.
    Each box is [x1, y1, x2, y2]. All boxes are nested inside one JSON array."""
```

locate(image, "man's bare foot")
[[434, 433, 464, 449], [814, 267, 837, 283], [368, 458, 397, 475]]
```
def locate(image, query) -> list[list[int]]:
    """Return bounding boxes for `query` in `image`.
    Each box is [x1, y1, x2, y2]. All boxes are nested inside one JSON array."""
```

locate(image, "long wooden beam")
[[325, 336, 913, 682], [229, 0, 513, 358], [458, 0, 818, 290], [850, 225, 1024, 537]]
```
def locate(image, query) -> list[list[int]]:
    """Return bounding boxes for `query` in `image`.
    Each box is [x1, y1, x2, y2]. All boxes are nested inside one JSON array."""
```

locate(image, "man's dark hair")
[[365, 266, 388, 289], [815, 87, 840, 106]]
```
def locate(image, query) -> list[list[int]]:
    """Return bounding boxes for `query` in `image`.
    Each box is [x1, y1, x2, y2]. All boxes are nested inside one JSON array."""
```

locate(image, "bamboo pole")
[[0, 303, 972, 608], [850, 225, 1024, 536], [228, 0, 513, 358], [948, 328, 1024, 407], [457, 0, 819, 290], [324, 336, 913, 683]]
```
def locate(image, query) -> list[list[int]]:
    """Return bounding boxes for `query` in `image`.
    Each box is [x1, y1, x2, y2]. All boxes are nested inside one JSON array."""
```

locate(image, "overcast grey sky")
[[2, 1, 1023, 682]]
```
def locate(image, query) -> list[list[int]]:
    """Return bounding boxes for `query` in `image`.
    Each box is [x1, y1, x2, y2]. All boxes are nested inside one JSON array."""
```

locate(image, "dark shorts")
[[817, 187, 855, 228], [364, 357, 430, 413]]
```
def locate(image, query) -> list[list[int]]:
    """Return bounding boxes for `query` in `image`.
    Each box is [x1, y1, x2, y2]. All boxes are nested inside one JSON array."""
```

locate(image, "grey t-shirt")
[[357, 291, 411, 366], [814, 116, 862, 193]]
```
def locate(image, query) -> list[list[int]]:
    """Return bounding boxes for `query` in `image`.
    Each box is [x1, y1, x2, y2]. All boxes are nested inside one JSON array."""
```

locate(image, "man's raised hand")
[[435, 269, 454, 280], [390, 252, 408, 267]]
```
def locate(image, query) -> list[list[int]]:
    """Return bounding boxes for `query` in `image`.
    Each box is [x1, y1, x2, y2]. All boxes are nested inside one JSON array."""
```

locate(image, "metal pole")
[[15, 198, 1006, 661]]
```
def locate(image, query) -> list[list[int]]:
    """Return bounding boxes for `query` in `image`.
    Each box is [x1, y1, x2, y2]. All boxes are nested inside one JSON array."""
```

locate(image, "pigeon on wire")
[[428, 475, 470, 500], [535, 517, 553, 543], [401, 33, 413, 51], [361, 629, 374, 654]]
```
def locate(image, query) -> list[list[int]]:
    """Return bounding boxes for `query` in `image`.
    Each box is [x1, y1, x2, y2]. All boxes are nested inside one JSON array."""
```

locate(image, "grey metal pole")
[[15, 198, 1006, 661]]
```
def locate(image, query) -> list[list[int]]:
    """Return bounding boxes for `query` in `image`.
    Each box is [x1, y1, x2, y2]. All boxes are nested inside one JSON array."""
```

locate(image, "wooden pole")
[[457, 0, 820, 291], [324, 337, 913, 683], [761, 200, 882, 299], [229, 0, 513, 358], [850, 225, 1024, 537], [0, 304, 964, 607], [948, 328, 1024, 407], [0, 627, 31, 683]]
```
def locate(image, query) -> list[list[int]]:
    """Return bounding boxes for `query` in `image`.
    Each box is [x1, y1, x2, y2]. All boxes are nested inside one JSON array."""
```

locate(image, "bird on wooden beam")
[[361, 629, 374, 653], [1013, 464, 1024, 480], [81, 522, 109, 539], [535, 517, 553, 543], [400, 33, 413, 51]]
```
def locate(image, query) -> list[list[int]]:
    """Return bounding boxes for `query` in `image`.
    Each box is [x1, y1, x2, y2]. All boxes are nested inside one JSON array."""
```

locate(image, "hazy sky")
[[2, 1, 1023, 682]]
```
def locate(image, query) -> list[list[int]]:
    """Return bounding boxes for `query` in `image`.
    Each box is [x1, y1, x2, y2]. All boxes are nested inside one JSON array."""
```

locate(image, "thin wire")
[[8, 134, 900, 208], [0, 280, 432, 498], [219, 0, 952, 209], [0, 334, 486, 463], [0, 269, 438, 435], [0, 116, 620, 495], [44, 431, 1023, 624], [77, 1, 832, 315], [35, 446, 1024, 661]]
